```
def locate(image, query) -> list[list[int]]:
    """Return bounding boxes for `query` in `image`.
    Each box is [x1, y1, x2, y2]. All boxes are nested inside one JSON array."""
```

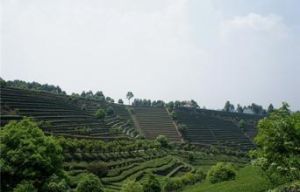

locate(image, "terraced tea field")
[[175, 108, 258, 150], [131, 106, 182, 142], [0, 87, 129, 139]]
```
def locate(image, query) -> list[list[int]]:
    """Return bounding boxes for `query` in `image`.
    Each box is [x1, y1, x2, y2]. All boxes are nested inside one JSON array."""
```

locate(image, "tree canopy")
[[126, 91, 134, 105], [0, 118, 64, 191], [252, 103, 300, 183]]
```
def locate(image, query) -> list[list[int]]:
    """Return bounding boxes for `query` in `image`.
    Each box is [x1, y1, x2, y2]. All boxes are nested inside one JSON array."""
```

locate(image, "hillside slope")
[[175, 108, 260, 150], [0, 87, 132, 139], [131, 106, 182, 142]]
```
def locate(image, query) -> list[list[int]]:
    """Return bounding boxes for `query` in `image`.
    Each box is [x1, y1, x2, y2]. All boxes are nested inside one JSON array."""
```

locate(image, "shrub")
[[106, 106, 114, 116], [207, 162, 236, 183], [194, 169, 206, 182], [142, 174, 161, 192], [95, 109, 106, 119], [178, 124, 187, 136], [187, 153, 195, 162], [171, 112, 177, 120], [86, 162, 109, 177], [0, 118, 63, 191], [182, 172, 197, 185], [41, 173, 71, 192], [76, 173, 104, 192], [156, 135, 169, 148], [121, 180, 143, 192], [251, 104, 300, 183], [163, 178, 182, 192], [44, 179, 69, 192], [280, 182, 300, 192], [118, 99, 124, 105], [13, 181, 37, 192]]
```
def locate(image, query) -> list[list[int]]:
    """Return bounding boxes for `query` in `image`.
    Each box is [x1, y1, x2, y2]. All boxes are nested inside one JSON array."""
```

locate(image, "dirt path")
[[126, 106, 145, 137]]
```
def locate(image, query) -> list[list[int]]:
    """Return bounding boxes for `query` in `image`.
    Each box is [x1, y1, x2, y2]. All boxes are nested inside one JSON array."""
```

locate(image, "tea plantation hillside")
[[175, 108, 262, 150], [0, 87, 136, 139], [67, 96, 137, 137], [130, 106, 182, 142]]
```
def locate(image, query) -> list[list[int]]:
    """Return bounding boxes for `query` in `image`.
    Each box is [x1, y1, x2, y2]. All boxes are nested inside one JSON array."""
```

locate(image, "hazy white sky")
[[1, 0, 300, 110]]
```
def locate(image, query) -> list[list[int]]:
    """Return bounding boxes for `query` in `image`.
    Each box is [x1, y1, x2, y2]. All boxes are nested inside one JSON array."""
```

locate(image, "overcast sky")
[[1, 0, 300, 110]]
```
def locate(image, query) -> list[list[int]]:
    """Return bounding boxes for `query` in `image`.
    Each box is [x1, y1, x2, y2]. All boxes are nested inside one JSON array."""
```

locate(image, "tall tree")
[[126, 91, 134, 105], [118, 99, 124, 104], [252, 103, 300, 183], [267, 104, 274, 113], [237, 104, 243, 113], [224, 101, 234, 112], [0, 118, 63, 191]]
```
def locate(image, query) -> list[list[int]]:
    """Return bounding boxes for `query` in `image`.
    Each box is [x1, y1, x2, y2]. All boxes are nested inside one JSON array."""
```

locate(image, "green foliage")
[[106, 97, 114, 103], [236, 104, 243, 113], [171, 111, 177, 120], [76, 173, 104, 192], [106, 106, 115, 116], [86, 162, 109, 177], [178, 124, 188, 136], [3, 79, 66, 95], [187, 152, 195, 162], [156, 135, 169, 148], [267, 104, 274, 113], [224, 101, 235, 112], [251, 103, 300, 183], [121, 180, 143, 192], [0, 118, 63, 191], [164, 170, 205, 192], [126, 91, 134, 104], [118, 99, 124, 104], [142, 174, 161, 192], [164, 178, 183, 192], [269, 180, 300, 192], [95, 109, 106, 119], [183, 166, 271, 192], [166, 101, 174, 112], [13, 181, 37, 192], [207, 162, 236, 184], [42, 174, 70, 192]]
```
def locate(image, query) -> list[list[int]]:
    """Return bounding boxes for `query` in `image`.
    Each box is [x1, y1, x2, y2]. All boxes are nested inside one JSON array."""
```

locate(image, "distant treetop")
[[1, 78, 66, 95]]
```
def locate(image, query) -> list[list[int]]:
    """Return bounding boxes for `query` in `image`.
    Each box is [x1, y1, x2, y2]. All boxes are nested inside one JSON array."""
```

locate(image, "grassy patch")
[[182, 166, 272, 192]]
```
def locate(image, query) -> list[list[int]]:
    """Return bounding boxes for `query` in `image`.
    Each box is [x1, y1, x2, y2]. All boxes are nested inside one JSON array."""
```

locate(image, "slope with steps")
[[132, 106, 182, 142], [175, 108, 256, 150], [0, 87, 111, 138]]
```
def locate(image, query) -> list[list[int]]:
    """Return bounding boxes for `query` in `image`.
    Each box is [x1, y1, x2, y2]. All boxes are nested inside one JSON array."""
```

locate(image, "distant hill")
[[1, 84, 263, 150], [175, 107, 263, 150], [0, 86, 135, 140]]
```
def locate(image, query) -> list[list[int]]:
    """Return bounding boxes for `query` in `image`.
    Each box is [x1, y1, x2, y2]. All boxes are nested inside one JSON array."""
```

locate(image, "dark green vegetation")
[[0, 118, 249, 192], [207, 162, 236, 184], [0, 86, 135, 139], [130, 106, 182, 142], [1, 80, 299, 192], [251, 103, 300, 184], [0, 118, 64, 191], [174, 108, 260, 150]]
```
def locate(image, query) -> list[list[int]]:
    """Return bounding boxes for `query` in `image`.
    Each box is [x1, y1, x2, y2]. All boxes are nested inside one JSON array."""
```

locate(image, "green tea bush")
[[207, 162, 236, 184], [76, 173, 104, 192], [41, 173, 71, 192], [121, 180, 143, 192], [163, 178, 183, 192], [95, 109, 106, 119], [164, 170, 205, 192], [142, 174, 161, 192], [87, 162, 109, 177], [13, 181, 37, 192]]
